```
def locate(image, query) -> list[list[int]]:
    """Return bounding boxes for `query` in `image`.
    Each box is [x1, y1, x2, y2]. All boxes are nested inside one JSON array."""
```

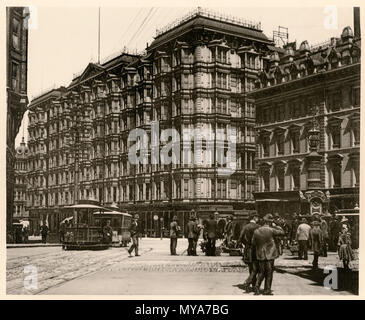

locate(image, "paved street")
[[7, 238, 358, 296]]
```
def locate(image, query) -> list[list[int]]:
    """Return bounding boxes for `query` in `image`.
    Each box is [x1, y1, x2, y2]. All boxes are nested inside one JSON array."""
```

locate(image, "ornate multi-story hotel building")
[[7, 7, 29, 238], [251, 25, 360, 219], [26, 9, 274, 237]]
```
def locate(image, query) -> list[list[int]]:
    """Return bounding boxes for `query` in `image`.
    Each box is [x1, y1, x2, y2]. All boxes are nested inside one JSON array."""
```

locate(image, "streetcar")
[[62, 200, 113, 250], [93, 210, 132, 247]]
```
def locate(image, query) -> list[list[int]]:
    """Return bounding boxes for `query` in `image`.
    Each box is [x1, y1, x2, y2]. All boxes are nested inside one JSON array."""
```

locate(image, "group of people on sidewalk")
[[173, 212, 221, 257], [124, 210, 355, 296], [294, 215, 354, 270], [126, 210, 220, 257], [238, 212, 356, 295]]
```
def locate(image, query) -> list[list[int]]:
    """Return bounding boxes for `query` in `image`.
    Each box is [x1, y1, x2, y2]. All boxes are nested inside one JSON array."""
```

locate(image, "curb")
[[7, 244, 63, 248]]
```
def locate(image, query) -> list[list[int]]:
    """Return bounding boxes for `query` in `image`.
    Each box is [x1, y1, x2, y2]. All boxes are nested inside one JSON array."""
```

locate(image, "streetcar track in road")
[[7, 250, 66, 264], [6, 247, 154, 295], [6, 247, 120, 272]]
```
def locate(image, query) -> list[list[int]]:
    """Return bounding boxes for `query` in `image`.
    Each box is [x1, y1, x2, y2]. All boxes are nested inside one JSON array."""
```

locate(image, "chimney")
[[354, 7, 361, 38]]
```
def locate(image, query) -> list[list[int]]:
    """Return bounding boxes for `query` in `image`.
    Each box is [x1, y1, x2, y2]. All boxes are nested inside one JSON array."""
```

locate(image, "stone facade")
[[250, 27, 360, 217]]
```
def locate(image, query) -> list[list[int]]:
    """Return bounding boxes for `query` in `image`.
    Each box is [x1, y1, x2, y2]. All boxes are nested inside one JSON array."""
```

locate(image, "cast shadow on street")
[[275, 266, 358, 295], [232, 259, 358, 295]]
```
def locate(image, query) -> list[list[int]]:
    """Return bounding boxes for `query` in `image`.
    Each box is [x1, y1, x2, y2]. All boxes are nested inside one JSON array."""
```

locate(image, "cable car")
[[62, 200, 112, 250]]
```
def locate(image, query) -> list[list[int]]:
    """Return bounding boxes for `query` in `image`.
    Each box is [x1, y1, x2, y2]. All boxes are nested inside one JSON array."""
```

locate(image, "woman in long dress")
[[338, 225, 354, 270]]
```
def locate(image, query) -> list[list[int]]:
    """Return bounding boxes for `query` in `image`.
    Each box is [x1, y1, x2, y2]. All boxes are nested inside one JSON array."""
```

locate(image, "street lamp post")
[[306, 106, 322, 190]]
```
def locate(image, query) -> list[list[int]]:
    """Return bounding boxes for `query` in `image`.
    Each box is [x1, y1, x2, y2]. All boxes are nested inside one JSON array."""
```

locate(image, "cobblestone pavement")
[[7, 238, 358, 296]]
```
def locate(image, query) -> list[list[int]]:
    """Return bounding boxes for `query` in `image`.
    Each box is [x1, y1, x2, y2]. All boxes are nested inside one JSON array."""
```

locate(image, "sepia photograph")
[[4, 1, 361, 297]]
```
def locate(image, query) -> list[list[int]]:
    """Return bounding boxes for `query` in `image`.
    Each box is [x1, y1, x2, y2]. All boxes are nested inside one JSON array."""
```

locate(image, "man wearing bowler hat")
[[238, 212, 260, 293], [252, 214, 285, 295]]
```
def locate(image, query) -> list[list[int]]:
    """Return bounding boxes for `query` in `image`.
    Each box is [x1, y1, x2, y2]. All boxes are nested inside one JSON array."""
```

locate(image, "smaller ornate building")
[[14, 138, 29, 221], [250, 26, 360, 217]]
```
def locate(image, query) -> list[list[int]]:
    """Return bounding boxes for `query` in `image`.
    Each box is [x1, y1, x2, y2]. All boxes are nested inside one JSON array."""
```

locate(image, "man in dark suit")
[[205, 213, 218, 256], [252, 214, 285, 295], [40, 223, 49, 244], [309, 220, 323, 269], [238, 212, 260, 293], [170, 216, 180, 255], [128, 214, 140, 257], [290, 214, 299, 244], [59, 221, 66, 244], [186, 213, 198, 256], [103, 219, 113, 245], [329, 214, 341, 251], [320, 215, 329, 257], [193, 218, 202, 256], [224, 216, 234, 247]]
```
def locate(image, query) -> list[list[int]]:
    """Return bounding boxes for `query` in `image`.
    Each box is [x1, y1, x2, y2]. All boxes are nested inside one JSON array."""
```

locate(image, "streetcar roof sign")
[[93, 211, 132, 217], [63, 204, 111, 210]]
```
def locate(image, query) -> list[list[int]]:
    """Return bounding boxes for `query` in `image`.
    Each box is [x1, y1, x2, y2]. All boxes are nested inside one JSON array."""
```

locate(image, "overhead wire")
[[120, 7, 144, 46], [131, 7, 161, 50], [126, 7, 155, 48]]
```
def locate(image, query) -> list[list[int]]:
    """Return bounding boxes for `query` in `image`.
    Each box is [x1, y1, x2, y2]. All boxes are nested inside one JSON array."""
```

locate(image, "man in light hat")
[[170, 215, 180, 255], [296, 217, 311, 260], [127, 214, 140, 257], [238, 212, 260, 293], [252, 214, 285, 295]]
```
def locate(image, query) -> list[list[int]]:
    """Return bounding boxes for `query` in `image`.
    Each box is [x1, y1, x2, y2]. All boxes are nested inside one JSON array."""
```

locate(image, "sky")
[[16, 5, 355, 146]]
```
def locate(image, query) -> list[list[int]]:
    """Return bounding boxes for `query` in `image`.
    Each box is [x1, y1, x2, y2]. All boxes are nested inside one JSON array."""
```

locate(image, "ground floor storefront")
[[116, 201, 256, 239], [27, 201, 256, 243], [254, 187, 359, 248], [254, 188, 359, 215]]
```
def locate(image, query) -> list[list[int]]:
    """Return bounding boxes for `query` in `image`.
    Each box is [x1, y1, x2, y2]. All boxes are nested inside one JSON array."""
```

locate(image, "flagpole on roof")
[[98, 7, 101, 64]]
